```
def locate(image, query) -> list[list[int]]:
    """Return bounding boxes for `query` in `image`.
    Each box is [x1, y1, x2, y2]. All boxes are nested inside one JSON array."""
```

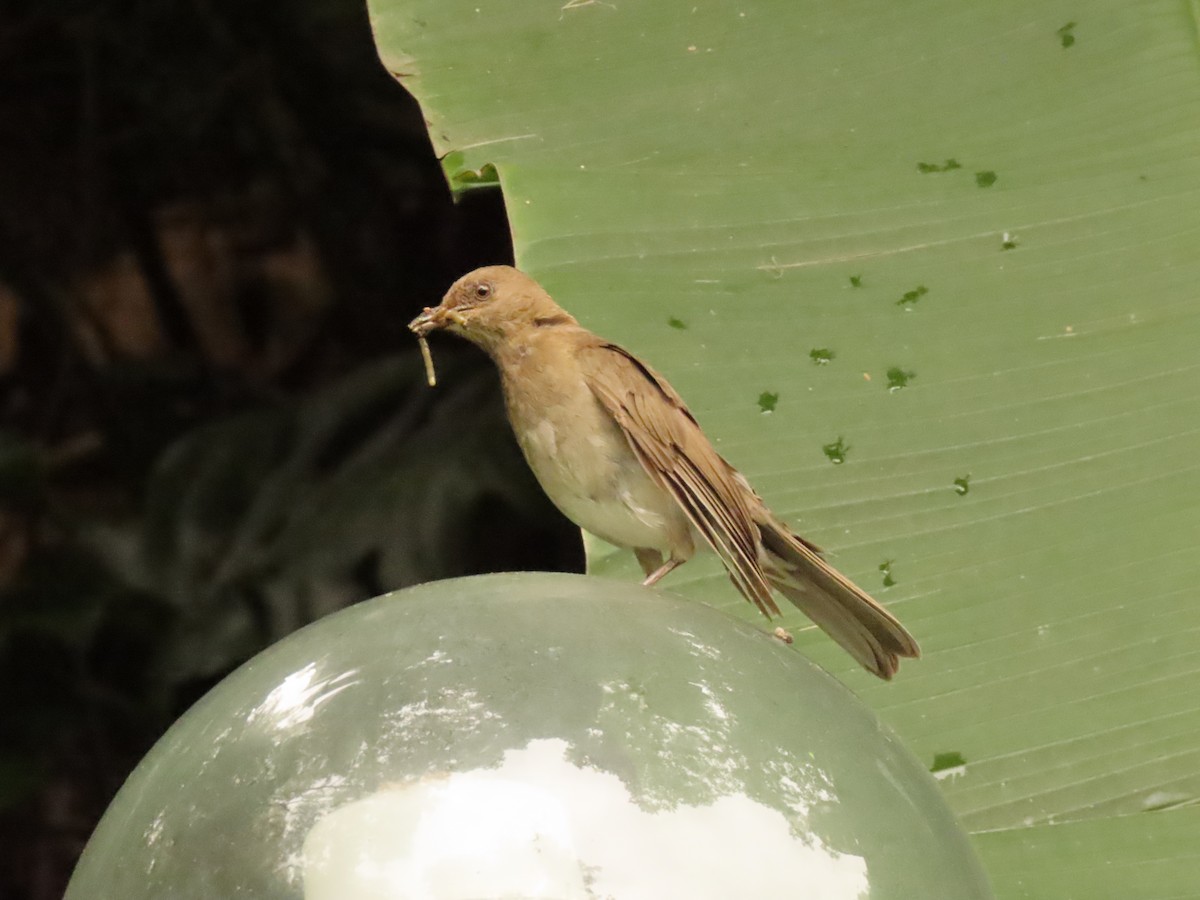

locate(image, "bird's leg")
[[634, 548, 663, 578], [643, 559, 683, 585], [638, 550, 685, 587]]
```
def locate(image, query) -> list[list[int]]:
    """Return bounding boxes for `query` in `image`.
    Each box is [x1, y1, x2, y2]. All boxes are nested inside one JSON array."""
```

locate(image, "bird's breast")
[[502, 361, 684, 552]]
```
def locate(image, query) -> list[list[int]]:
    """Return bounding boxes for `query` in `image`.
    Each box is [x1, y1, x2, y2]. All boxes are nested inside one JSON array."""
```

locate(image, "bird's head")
[[408, 265, 576, 353]]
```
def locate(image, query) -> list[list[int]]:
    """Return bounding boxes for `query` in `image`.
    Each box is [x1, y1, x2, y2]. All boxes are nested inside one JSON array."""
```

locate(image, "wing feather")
[[580, 342, 779, 617]]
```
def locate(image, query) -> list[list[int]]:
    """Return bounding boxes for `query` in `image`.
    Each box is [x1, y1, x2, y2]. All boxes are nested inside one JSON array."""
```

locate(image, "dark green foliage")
[[0, 1, 569, 895]]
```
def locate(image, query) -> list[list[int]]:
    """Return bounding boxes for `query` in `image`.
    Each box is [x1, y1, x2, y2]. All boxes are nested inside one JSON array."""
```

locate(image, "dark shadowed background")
[[0, 1, 582, 895]]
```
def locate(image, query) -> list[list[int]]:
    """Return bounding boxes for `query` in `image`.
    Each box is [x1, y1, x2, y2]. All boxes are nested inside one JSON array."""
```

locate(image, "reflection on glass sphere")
[[68, 572, 992, 899]]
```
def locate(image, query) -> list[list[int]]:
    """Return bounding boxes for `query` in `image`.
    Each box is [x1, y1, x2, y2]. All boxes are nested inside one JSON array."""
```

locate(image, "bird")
[[409, 265, 919, 678]]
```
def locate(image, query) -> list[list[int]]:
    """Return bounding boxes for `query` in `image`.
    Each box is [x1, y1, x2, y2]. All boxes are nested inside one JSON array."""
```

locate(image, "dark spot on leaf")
[[931, 751, 967, 773], [953, 475, 971, 495], [916, 158, 962, 174], [896, 285, 928, 308], [823, 436, 849, 464], [878, 559, 896, 587], [975, 171, 998, 188], [809, 348, 834, 365], [441, 151, 500, 192], [886, 367, 916, 391], [668, 316, 687, 330], [758, 391, 779, 414]]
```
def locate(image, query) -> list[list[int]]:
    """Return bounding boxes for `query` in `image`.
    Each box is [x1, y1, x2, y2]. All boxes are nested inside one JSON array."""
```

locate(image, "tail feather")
[[758, 518, 920, 679]]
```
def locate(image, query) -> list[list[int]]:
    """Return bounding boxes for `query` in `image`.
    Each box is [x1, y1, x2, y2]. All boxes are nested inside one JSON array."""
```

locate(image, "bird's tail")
[[757, 516, 920, 679]]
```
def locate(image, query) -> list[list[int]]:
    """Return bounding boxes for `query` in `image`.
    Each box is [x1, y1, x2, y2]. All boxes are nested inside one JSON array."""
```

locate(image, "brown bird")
[[410, 266, 919, 678]]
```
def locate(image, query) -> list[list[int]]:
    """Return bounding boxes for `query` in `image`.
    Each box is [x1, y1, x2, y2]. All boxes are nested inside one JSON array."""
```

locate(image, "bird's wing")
[[579, 341, 779, 617]]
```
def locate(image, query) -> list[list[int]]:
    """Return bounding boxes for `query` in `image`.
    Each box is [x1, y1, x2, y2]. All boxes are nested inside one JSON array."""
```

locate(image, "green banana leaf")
[[368, 0, 1200, 891], [975, 807, 1200, 899]]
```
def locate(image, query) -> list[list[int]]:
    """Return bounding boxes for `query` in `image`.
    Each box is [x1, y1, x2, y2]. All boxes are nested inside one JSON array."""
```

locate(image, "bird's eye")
[[474, 283, 492, 300]]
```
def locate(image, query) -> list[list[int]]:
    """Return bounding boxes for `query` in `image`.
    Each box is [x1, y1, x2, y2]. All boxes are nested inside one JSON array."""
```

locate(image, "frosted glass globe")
[[68, 572, 992, 899]]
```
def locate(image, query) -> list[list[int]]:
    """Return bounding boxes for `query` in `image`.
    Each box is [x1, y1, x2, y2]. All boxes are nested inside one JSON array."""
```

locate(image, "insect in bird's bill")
[[417, 334, 437, 387], [409, 266, 920, 679]]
